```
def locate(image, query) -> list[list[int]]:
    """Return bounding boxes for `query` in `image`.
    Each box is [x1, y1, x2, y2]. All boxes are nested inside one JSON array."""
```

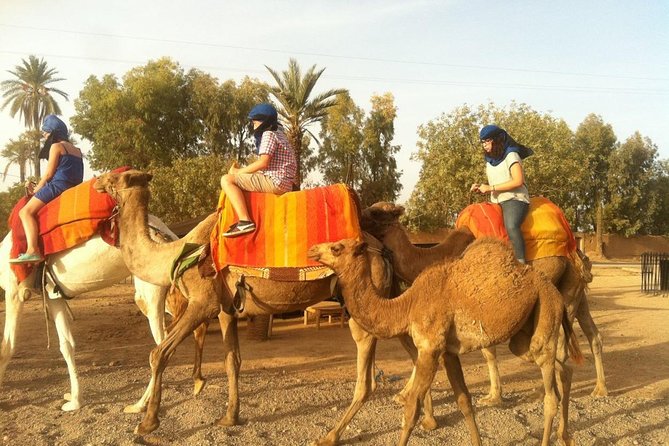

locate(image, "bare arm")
[[473, 162, 524, 194], [229, 154, 271, 174]]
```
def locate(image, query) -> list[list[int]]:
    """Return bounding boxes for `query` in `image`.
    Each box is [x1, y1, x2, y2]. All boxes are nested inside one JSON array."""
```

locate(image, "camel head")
[[359, 202, 404, 240], [94, 169, 153, 202], [307, 238, 368, 273]]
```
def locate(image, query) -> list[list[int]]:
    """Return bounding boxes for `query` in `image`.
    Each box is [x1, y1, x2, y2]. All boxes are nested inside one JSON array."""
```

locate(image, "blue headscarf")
[[479, 125, 533, 166], [39, 115, 70, 159], [248, 103, 279, 152]]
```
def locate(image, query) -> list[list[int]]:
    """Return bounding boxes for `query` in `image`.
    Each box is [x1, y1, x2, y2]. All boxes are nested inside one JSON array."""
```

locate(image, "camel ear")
[[353, 241, 368, 256]]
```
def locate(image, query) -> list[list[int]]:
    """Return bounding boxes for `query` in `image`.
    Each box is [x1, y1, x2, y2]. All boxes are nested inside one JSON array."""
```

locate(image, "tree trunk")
[[33, 142, 41, 178], [595, 201, 604, 257], [246, 314, 271, 341]]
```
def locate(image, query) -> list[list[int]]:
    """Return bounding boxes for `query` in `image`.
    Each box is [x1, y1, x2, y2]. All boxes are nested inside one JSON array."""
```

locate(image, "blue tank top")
[[52, 153, 84, 185]]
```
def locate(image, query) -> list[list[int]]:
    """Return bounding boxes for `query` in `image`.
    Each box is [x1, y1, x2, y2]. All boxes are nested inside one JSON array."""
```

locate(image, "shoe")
[[222, 221, 256, 237], [9, 252, 44, 264]]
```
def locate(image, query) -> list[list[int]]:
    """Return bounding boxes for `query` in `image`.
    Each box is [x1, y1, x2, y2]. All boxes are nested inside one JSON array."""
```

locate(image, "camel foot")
[[215, 414, 240, 427], [420, 415, 438, 431], [591, 384, 608, 397], [124, 402, 147, 414], [477, 393, 503, 407], [558, 436, 575, 446], [134, 419, 160, 436], [193, 377, 207, 396], [310, 431, 338, 446], [61, 400, 81, 411]]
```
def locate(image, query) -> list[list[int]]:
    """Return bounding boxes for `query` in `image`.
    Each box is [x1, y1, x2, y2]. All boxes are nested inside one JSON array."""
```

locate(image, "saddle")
[[9, 177, 119, 282], [209, 184, 362, 281], [455, 196, 577, 261]]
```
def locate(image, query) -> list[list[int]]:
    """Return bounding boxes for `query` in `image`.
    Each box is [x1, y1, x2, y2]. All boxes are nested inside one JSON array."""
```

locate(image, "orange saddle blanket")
[[9, 177, 118, 282], [455, 196, 576, 261], [210, 184, 361, 272]]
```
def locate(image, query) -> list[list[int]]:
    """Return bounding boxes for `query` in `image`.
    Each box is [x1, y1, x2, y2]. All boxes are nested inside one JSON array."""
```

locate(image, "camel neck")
[[337, 253, 411, 338]]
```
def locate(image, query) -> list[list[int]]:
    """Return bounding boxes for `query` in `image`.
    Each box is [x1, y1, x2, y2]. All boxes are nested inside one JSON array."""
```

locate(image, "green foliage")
[[318, 92, 402, 206], [148, 155, 232, 225], [266, 58, 348, 185], [0, 183, 28, 239], [71, 58, 267, 172]]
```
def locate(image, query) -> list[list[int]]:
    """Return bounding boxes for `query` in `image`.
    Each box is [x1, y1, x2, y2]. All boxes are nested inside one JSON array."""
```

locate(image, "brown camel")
[[361, 201, 607, 404], [93, 169, 438, 441], [309, 237, 581, 446]]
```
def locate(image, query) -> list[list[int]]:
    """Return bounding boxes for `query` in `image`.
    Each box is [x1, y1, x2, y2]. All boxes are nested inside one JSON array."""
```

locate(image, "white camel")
[[0, 215, 174, 412]]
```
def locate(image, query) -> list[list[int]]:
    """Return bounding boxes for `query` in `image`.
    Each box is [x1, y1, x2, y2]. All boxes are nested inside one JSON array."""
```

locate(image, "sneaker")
[[222, 220, 256, 237], [9, 252, 44, 264]]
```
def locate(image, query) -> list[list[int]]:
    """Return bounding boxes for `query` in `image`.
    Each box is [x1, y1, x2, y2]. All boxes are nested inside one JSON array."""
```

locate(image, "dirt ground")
[[1, 264, 668, 446]]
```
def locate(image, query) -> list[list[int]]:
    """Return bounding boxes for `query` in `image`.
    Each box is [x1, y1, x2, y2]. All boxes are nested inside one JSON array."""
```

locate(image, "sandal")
[[222, 221, 256, 237], [9, 252, 44, 264]]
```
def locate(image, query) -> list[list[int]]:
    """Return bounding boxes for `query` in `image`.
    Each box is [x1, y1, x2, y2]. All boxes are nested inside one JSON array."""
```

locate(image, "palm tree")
[[1, 130, 40, 183], [265, 58, 347, 186], [1, 55, 69, 176]]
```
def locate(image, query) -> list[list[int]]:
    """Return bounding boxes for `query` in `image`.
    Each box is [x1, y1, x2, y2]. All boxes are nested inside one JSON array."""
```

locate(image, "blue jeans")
[[500, 200, 529, 262]]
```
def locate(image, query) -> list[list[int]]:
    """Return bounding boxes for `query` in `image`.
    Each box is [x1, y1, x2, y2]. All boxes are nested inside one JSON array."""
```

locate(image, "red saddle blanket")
[[9, 178, 117, 282], [210, 184, 361, 272], [455, 196, 576, 261]]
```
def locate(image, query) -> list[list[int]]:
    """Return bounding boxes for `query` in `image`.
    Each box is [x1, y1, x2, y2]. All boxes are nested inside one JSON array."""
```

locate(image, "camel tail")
[[562, 308, 584, 365]]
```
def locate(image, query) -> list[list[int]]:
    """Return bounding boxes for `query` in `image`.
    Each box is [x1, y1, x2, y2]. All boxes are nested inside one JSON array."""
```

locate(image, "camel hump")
[[455, 197, 577, 261]]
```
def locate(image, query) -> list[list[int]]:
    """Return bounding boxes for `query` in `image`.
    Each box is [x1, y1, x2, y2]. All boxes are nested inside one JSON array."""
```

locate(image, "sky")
[[1, 0, 668, 203]]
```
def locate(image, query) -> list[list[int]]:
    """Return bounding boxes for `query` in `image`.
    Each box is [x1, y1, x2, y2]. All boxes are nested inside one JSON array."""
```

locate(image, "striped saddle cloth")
[[455, 196, 577, 261], [210, 184, 362, 281]]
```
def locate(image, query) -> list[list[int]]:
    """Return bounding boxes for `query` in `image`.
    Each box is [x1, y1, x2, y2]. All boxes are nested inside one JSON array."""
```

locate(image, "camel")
[[308, 237, 581, 446], [361, 201, 607, 404], [0, 215, 174, 412], [93, 168, 438, 441]]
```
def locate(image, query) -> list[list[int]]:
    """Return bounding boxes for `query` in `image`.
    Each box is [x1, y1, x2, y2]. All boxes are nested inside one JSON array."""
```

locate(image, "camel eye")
[[331, 244, 343, 256]]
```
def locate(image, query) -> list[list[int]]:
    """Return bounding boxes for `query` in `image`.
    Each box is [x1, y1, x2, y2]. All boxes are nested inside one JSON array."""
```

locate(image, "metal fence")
[[641, 252, 669, 295]]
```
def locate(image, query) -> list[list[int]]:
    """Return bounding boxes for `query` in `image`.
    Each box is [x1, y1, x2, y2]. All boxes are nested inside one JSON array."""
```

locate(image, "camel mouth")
[[306, 246, 321, 262]]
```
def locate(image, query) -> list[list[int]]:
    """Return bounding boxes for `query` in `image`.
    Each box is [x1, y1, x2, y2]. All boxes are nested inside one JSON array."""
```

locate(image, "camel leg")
[[478, 346, 503, 406], [575, 297, 608, 397], [133, 278, 167, 344], [48, 298, 81, 411], [555, 334, 575, 446], [312, 318, 377, 446], [395, 334, 437, 430], [135, 297, 218, 436], [191, 321, 209, 396], [398, 347, 440, 446], [443, 353, 482, 446], [0, 288, 23, 387], [214, 311, 241, 427]]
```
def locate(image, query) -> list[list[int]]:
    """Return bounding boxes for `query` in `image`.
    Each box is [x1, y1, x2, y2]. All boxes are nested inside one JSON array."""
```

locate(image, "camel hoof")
[[591, 386, 608, 397], [477, 394, 503, 407], [216, 414, 240, 427], [193, 378, 207, 396], [310, 437, 337, 446], [124, 403, 147, 414], [62, 400, 81, 411], [420, 416, 438, 431], [134, 419, 160, 436]]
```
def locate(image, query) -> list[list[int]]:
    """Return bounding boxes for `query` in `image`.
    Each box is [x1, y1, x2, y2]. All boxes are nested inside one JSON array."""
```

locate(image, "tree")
[[2, 130, 40, 183], [0, 183, 27, 238], [1, 55, 69, 176], [405, 102, 581, 231], [265, 58, 347, 186], [606, 132, 660, 235], [357, 93, 402, 206], [574, 114, 617, 254], [318, 92, 402, 206], [148, 155, 232, 225]]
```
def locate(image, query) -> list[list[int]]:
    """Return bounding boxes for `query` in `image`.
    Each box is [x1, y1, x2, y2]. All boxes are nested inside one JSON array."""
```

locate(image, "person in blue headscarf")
[[219, 103, 297, 237], [9, 115, 84, 264], [470, 125, 534, 263]]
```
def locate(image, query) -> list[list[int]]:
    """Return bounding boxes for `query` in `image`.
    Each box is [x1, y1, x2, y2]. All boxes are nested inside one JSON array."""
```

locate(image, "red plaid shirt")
[[258, 128, 297, 192]]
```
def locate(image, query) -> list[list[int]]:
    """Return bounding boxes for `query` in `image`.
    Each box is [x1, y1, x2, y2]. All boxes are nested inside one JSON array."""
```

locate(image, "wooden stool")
[[304, 301, 346, 329]]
